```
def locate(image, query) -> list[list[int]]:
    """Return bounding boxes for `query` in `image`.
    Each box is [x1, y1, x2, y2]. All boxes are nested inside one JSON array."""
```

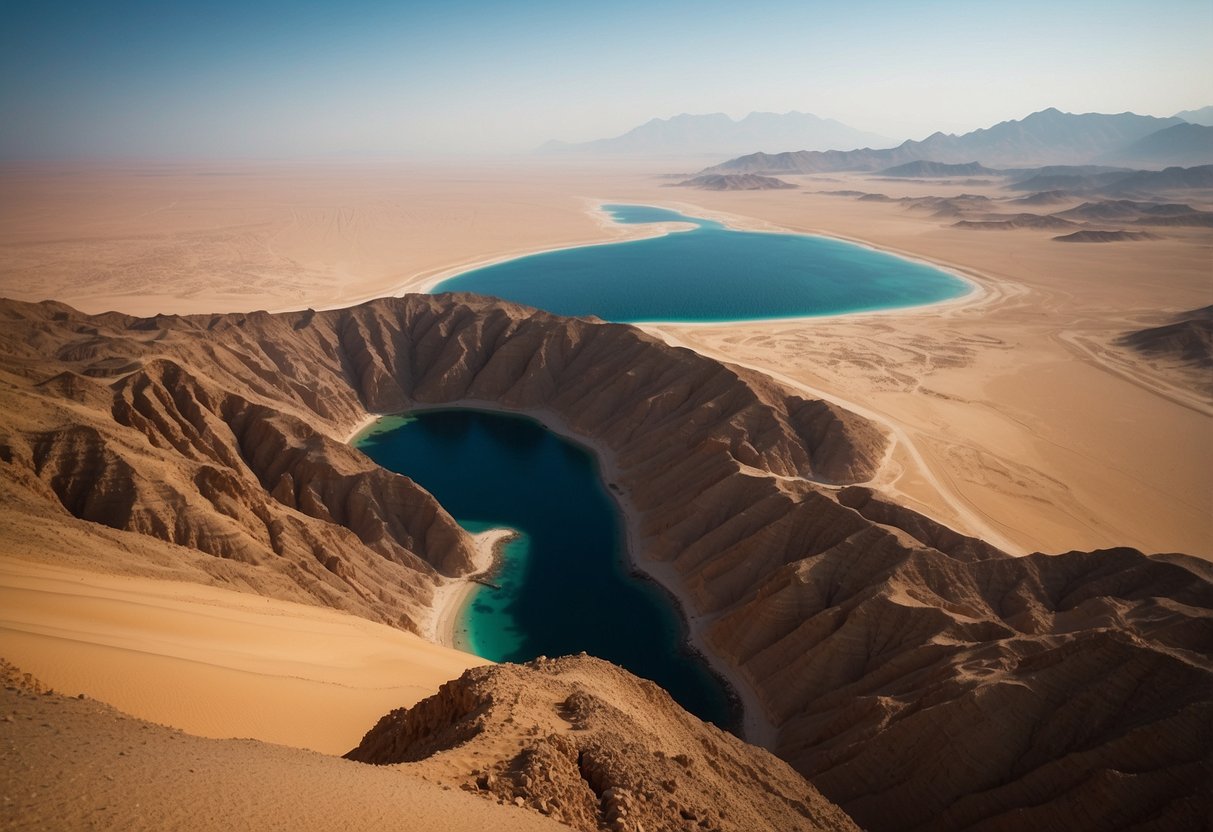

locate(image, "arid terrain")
[[2, 162, 1209, 558], [1, 160, 1211, 830]]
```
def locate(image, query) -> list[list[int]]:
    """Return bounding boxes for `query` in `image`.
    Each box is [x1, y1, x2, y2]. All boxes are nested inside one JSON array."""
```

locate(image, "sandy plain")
[[0, 158, 1210, 766]]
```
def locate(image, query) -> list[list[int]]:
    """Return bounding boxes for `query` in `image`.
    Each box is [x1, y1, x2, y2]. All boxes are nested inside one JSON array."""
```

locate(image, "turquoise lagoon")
[[433, 203, 972, 322], [361, 206, 972, 730], [356, 409, 737, 730]]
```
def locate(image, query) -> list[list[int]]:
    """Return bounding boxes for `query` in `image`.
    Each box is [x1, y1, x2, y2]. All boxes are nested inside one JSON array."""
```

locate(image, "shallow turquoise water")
[[433, 203, 970, 322], [356, 409, 737, 731]]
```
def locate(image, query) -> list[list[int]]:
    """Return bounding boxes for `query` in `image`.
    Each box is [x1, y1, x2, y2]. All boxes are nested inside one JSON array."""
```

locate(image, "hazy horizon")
[[2, 0, 1211, 161]]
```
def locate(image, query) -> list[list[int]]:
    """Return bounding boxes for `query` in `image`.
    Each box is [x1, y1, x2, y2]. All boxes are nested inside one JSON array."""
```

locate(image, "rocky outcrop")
[[346, 654, 859, 832], [1052, 230, 1160, 242], [2, 294, 1209, 830], [1115, 306, 1213, 398], [673, 174, 797, 190], [953, 213, 1078, 231], [1118, 306, 1213, 369]]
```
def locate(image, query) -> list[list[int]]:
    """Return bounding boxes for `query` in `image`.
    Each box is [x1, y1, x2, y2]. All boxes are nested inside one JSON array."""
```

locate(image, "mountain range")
[[3, 294, 1209, 832], [1173, 105, 1213, 126], [703, 108, 1212, 173], [540, 111, 892, 157]]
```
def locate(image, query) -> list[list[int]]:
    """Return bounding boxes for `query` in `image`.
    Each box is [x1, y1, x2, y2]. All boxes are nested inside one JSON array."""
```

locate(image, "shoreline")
[[397, 198, 993, 329], [341, 412, 380, 444], [275, 196, 999, 342], [386, 400, 778, 748], [429, 527, 519, 650]]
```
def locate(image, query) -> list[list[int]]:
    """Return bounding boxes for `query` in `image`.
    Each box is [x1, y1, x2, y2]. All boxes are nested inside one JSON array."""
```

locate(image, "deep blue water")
[[356, 409, 737, 731], [433, 203, 970, 322]]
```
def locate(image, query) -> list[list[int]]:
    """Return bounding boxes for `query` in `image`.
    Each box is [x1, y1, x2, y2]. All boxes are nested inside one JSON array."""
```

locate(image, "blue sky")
[[2, 0, 1210, 159]]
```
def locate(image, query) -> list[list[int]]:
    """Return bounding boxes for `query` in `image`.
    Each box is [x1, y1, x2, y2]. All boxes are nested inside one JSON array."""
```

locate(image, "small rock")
[[513, 796, 525, 808]]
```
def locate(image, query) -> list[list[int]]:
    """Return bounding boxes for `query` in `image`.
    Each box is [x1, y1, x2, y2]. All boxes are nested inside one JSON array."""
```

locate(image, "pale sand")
[[0, 556, 486, 755], [431, 526, 519, 648], [341, 411, 380, 443], [2, 162, 1206, 558]]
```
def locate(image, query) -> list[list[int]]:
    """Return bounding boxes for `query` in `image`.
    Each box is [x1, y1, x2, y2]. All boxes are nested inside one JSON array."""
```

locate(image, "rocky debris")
[[347, 655, 859, 832]]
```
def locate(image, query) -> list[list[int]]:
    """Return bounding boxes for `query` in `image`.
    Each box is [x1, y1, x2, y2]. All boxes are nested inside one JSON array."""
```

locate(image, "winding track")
[[644, 325, 1028, 555]]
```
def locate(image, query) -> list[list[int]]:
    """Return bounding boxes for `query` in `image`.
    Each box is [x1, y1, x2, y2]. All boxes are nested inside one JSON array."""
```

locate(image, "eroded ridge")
[[1, 293, 1210, 830]]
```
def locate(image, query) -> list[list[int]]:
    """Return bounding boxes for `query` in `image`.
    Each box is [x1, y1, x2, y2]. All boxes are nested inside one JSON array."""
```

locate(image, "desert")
[[3, 3, 1213, 830], [4, 162, 1209, 562]]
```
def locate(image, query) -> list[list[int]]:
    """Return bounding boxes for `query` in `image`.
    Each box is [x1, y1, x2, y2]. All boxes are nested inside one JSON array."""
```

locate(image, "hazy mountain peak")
[[1174, 105, 1213, 126], [541, 110, 894, 157], [704, 108, 1193, 173]]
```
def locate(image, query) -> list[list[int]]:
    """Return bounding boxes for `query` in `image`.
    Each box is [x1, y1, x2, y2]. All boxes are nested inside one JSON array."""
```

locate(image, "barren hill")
[[1, 294, 1209, 831], [878, 160, 1001, 178], [1118, 306, 1213, 374], [1008, 164, 1213, 197], [953, 213, 1078, 231], [1052, 230, 1160, 243], [347, 654, 859, 832], [673, 173, 796, 190], [1104, 123, 1213, 168]]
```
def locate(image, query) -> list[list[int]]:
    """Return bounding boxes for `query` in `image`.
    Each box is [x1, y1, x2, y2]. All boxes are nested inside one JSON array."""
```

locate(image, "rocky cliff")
[[1, 294, 1209, 830]]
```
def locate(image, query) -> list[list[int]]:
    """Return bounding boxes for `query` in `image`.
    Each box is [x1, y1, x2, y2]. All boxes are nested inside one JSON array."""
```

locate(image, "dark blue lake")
[[355, 408, 738, 731], [433, 203, 971, 322]]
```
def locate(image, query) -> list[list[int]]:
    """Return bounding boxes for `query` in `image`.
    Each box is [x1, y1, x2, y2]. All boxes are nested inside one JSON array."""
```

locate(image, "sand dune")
[[0, 661, 563, 832], [0, 558, 486, 754]]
